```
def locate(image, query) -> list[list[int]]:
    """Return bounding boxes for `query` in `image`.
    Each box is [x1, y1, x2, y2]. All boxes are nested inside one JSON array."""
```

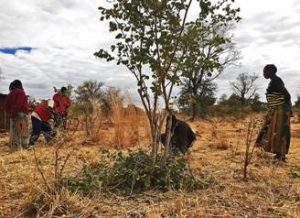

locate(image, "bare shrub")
[[25, 132, 78, 217], [208, 117, 221, 139], [67, 98, 104, 143], [230, 131, 241, 157], [242, 116, 260, 180], [207, 117, 231, 150]]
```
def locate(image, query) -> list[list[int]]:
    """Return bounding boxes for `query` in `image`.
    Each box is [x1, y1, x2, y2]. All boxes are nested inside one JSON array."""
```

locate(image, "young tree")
[[248, 93, 265, 112], [75, 80, 105, 102], [73, 80, 105, 136], [180, 23, 240, 120], [230, 72, 258, 106], [101, 86, 124, 116], [218, 94, 228, 105], [95, 0, 240, 161], [178, 79, 216, 117]]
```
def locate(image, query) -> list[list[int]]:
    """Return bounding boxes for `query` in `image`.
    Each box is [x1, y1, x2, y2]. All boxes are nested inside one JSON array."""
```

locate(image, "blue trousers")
[[29, 116, 55, 145]]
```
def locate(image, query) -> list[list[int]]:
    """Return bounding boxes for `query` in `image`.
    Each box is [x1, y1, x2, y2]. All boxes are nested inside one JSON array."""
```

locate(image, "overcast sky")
[[0, 0, 300, 104]]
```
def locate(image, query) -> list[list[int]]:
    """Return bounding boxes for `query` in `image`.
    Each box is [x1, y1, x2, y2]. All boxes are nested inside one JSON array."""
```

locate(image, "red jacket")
[[53, 93, 71, 115], [5, 88, 29, 118], [35, 100, 52, 122]]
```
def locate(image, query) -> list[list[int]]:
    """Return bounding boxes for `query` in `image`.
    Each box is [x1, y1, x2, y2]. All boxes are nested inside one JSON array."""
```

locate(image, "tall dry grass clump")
[[109, 90, 150, 148], [125, 104, 140, 146], [67, 88, 151, 148], [87, 99, 103, 142], [108, 89, 126, 148]]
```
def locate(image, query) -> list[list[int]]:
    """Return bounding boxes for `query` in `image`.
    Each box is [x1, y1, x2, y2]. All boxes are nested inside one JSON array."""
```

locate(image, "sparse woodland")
[[0, 0, 299, 217]]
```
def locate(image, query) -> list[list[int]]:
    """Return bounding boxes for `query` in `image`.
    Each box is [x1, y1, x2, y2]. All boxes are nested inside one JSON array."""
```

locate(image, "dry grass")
[[0, 114, 299, 217], [109, 90, 150, 149], [109, 90, 126, 149]]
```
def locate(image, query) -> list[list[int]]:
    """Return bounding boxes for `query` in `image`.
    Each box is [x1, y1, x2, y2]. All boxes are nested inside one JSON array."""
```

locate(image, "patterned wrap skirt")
[[10, 112, 29, 150], [256, 103, 291, 154]]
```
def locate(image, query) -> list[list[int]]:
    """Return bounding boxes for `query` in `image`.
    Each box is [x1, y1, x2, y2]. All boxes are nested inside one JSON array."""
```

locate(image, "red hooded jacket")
[[5, 88, 29, 118], [34, 100, 53, 122], [53, 93, 71, 115]]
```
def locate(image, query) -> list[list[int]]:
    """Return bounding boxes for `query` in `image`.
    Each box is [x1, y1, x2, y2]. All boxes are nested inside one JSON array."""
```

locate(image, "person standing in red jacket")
[[29, 99, 57, 146], [52, 86, 71, 129], [5, 80, 29, 150]]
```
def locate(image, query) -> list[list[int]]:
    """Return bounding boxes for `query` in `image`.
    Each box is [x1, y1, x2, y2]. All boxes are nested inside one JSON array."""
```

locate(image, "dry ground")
[[0, 115, 299, 217]]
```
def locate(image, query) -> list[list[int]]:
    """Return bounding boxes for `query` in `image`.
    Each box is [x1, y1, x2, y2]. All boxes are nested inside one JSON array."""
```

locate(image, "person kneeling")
[[29, 99, 57, 147], [160, 115, 196, 154]]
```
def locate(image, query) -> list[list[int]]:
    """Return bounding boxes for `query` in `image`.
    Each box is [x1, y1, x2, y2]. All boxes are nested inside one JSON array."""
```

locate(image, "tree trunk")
[[163, 113, 173, 165], [241, 92, 245, 106], [150, 92, 160, 163], [85, 113, 90, 136], [151, 117, 159, 163], [191, 87, 198, 121]]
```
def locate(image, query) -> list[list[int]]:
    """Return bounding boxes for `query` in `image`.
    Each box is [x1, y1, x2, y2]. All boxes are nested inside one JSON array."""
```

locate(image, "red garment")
[[53, 93, 71, 115], [35, 100, 52, 122], [5, 88, 29, 118]]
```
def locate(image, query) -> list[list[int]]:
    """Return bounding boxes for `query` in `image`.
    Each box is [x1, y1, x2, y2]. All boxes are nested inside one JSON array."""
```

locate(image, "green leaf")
[[124, 26, 130, 32], [125, 38, 131, 43], [116, 33, 122, 39], [109, 21, 118, 31]]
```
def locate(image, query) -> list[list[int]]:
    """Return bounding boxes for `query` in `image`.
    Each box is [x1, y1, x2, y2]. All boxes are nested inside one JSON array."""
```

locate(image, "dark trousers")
[[29, 116, 54, 145], [54, 114, 67, 129]]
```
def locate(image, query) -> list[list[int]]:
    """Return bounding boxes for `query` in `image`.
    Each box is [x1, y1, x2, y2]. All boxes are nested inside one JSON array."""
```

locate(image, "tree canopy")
[[95, 0, 241, 159]]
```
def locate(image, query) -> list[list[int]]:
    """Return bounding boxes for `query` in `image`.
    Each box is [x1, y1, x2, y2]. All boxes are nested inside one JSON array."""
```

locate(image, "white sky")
[[0, 0, 300, 103]]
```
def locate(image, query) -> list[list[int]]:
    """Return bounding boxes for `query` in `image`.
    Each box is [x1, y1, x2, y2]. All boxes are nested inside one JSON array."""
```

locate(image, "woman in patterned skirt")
[[5, 80, 29, 150], [255, 64, 292, 161]]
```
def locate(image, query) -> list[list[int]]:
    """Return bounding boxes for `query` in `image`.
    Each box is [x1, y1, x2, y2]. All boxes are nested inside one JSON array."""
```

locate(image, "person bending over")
[[160, 115, 196, 154], [29, 99, 57, 146]]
